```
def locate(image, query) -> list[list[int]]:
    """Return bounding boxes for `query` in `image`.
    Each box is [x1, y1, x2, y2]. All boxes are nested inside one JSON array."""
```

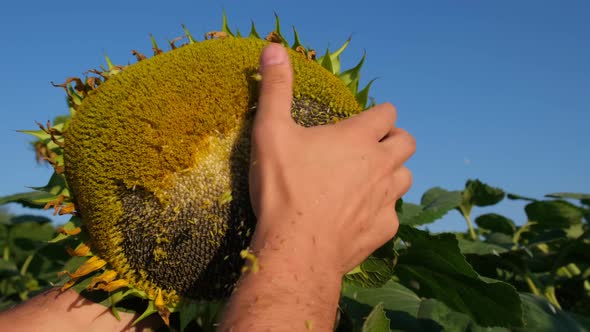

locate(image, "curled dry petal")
[[132, 50, 147, 62], [155, 289, 171, 326], [265, 31, 283, 43], [204, 31, 228, 39]]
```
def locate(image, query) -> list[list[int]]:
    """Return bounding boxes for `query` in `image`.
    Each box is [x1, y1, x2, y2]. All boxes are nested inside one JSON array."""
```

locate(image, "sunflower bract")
[[65, 37, 363, 303]]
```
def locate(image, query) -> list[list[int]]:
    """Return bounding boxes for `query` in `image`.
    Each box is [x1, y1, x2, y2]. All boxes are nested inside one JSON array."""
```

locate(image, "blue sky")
[[0, 1, 588, 231]]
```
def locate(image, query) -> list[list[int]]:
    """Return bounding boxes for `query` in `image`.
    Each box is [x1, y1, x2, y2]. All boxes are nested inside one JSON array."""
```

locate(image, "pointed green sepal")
[[18, 129, 49, 141], [235, 28, 242, 37], [104, 54, 115, 71], [356, 78, 377, 108], [291, 26, 303, 50], [30, 172, 70, 197], [248, 20, 260, 38], [111, 306, 121, 321], [149, 34, 162, 54], [338, 50, 366, 91], [273, 12, 282, 37], [272, 12, 289, 47], [331, 35, 352, 60], [346, 76, 360, 95], [132, 300, 158, 325], [68, 86, 84, 106], [221, 11, 234, 37], [181, 24, 196, 44], [320, 48, 334, 74], [53, 114, 71, 127], [328, 36, 352, 74], [0, 191, 56, 209]]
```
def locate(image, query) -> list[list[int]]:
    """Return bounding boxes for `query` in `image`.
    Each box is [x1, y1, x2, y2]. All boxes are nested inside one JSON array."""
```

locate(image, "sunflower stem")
[[459, 206, 478, 240], [524, 274, 541, 296], [544, 285, 562, 309], [20, 254, 34, 276]]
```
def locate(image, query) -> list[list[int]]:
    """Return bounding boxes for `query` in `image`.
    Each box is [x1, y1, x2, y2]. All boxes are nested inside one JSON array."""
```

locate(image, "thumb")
[[255, 43, 295, 130]]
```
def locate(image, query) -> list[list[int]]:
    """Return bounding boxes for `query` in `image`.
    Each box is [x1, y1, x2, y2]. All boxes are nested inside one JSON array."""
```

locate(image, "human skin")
[[0, 43, 415, 332], [0, 288, 161, 332], [217, 44, 416, 331]]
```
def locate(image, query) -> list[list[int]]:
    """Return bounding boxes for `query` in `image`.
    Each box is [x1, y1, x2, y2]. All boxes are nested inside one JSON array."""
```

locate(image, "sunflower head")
[[20, 14, 372, 328]]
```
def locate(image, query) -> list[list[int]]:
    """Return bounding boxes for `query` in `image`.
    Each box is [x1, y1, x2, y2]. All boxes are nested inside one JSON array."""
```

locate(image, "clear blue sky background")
[[0, 1, 588, 231]]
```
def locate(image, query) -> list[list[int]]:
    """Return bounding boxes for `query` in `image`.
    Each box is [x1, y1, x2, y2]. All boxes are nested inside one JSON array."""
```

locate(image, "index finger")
[[335, 102, 397, 142]]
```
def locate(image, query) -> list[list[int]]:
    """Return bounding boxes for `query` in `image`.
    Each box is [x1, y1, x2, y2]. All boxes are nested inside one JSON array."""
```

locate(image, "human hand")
[[249, 43, 416, 277], [220, 43, 415, 331]]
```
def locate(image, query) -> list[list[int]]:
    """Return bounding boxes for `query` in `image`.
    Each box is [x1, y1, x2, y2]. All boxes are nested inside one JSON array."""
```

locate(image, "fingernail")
[[260, 43, 287, 67]]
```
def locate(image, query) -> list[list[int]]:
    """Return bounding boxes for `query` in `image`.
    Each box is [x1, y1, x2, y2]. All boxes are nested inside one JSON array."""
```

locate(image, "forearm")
[[0, 288, 159, 332], [218, 226, 343, 332]]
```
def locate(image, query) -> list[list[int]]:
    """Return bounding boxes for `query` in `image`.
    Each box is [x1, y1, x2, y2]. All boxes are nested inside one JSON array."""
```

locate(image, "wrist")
[[249, 218, 344, 286], [219, 222, 343, 331]]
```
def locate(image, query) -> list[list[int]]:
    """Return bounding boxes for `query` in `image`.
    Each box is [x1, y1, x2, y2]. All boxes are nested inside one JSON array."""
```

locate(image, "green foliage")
[[0, 208, 71, 311], [337, 179, 588, 331], [395, 226, 523, 327], [361, 303, 390, 332]]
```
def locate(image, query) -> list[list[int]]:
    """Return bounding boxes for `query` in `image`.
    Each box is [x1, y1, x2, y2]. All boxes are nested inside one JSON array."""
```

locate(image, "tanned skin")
[[0, 288, 161, 332]]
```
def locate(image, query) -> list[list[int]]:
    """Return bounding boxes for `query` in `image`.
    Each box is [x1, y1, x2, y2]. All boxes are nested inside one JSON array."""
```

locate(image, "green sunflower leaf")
[[361, 303, 390, 332], [341, 280, 422, 331], [515, 293, 587, 331], [341, 281, 508, 331], [395, 226, 523, 327], [456, 238, 508, 256], [525, 200, 584, 227], [344, 256, 395, 288], [179, 301, 199, 332], [398, 188, 462, 226], [460, 179, 505, 216], [475, 213, 517, 235], [545, 192, 590, 201]]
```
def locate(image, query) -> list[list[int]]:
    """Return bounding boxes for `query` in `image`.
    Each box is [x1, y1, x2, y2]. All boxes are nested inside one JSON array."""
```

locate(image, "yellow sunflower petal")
[[57, 226, 81, 236], [66, 242, 91, 257], [72, 256, 107, 277], [87, 270, 117, 290], [61, 279, 77, 291], [95, 279, 129, 292], [59, 256, 107, 291]]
